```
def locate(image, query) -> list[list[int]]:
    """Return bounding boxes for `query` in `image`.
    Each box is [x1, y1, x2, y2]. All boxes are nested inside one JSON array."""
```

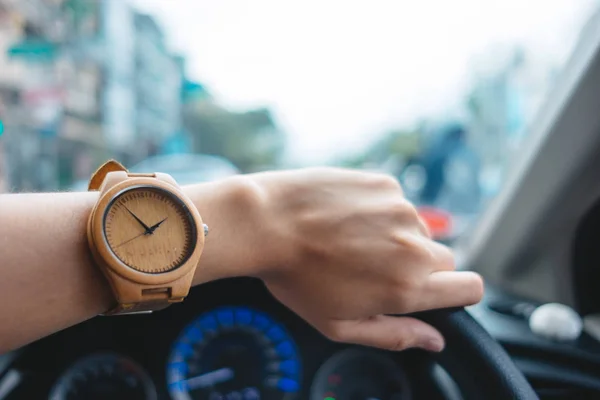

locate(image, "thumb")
[[321, 315, 445, 352]]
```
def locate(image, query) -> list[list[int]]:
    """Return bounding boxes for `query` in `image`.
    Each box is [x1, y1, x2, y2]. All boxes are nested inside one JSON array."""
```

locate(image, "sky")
[[131, 0, 598, 164]]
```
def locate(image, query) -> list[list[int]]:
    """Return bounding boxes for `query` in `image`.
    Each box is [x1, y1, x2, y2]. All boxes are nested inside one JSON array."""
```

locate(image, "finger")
[[392, 233, 455, 271], [416, 271, 484, 311], [403, 202, 431, 238], [417, 215, 432, 238], [427, 240, 455, 270], [323, 315, 445, 352]]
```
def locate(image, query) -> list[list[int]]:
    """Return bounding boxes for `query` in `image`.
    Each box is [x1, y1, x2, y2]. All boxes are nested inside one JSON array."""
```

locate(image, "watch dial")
[[103, 186, 197, 274]]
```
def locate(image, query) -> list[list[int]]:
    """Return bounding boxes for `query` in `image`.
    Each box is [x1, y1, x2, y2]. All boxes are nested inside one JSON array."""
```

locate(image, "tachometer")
[[49, 352, 156, 400], [310, 349, 410, 400], [167, 306, 301, 400]]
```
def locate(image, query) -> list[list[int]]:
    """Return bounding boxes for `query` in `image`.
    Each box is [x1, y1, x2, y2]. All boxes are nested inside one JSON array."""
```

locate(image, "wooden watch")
[[86, 160, 207, 316]]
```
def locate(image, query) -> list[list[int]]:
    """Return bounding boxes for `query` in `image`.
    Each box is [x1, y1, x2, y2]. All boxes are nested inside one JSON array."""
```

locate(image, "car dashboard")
[[4, 278, 600, 400], [4, 278, 454, 400]]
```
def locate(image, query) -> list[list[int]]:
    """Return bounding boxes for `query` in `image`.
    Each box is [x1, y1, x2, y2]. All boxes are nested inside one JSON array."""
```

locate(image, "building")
[[56, 0, 106, 186], [92, 4, 184, 162], [0, 0, 67, 191], [0, 0, 185, 190], [134, 12, 183, 156], [69, 1, 185, 178], [101, 0, 137, 161]]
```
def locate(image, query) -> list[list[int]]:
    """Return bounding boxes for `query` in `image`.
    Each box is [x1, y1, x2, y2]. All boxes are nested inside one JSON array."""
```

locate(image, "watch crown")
[[203, 224, 209, 237]]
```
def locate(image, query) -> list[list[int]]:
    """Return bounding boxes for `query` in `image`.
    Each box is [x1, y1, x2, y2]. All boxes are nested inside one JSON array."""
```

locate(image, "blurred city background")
[[0, 0, 598, 243]]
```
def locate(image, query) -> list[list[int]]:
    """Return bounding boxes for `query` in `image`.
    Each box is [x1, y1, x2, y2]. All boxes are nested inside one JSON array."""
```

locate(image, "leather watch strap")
[[102, 285, 185, 316], [89, 160, 158, 192], [101, 282, 186, 316], [103, 298, 182, 316], [89, 160, 128, 191]]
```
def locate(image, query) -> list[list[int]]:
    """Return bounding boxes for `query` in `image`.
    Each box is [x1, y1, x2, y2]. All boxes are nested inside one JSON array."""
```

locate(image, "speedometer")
[[167, 306, 301, 400]]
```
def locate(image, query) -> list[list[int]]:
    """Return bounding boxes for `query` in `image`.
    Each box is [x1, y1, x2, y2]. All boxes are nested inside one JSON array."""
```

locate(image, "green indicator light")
[[0, 120, 3, 136], [325, 397, 336, 400]]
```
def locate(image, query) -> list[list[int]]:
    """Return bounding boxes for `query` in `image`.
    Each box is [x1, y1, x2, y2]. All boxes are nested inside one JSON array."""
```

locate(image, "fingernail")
[[422, 337, 445, 352]]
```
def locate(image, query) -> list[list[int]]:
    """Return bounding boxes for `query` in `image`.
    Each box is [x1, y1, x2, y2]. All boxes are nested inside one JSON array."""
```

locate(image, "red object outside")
[[417, 206, 453, 239]]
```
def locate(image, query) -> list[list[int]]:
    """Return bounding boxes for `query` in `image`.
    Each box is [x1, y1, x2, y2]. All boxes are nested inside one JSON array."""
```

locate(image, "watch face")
[[103, 186, 197, 274]]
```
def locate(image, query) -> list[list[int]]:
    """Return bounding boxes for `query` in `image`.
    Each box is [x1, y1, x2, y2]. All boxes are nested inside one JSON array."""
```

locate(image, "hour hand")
[[125, 207, 151, 233], [148, 217, 168, 234]]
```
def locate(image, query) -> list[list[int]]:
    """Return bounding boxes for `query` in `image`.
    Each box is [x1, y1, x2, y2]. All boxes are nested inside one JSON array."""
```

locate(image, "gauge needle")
[[125, 206, 152, 234], [184, 368, 234, 390]]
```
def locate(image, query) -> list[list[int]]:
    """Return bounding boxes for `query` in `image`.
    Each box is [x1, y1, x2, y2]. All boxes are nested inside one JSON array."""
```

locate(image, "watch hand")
[[125, 206, 151, 233], [148, 217, 168, 234], [114, 218, 166, 248], [115, 231, 146, 248]]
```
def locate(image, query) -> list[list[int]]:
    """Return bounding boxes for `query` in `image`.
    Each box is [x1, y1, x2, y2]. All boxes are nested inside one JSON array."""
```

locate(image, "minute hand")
[[125, 207, 152, 233]]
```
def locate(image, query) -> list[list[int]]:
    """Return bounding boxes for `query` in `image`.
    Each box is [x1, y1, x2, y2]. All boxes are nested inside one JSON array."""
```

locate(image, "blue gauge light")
[[167, 307, 301, 400]]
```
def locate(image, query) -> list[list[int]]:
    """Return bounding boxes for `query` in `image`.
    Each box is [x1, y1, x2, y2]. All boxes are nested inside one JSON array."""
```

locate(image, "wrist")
[[185, 175, 275, 285]]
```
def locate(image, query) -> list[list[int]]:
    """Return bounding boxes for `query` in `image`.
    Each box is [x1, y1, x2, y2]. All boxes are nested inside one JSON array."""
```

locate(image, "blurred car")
[[398, 123, 481, 213], [394, 123, 481, 244], [70, 153, 239, 191]]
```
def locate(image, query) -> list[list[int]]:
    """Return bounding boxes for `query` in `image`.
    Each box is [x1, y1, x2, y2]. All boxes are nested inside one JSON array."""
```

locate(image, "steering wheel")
[[417, 308, 539, 400]]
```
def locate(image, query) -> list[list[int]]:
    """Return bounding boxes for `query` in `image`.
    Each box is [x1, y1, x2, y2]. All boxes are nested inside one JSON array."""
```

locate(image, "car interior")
[[3, 4, 600, 400]]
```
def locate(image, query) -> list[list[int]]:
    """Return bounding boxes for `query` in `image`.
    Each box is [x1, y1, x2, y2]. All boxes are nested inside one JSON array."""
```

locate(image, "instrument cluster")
[[5, 278, 444, 400], [45, 307, 410, 400]]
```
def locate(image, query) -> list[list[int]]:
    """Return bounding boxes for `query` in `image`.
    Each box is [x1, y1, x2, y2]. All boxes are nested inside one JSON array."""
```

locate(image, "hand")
[[148, 217, 168, 234], [116, 217, 168, 248], [125, 206, 151, 234], [116, 231, 147, 248], [245, 168, 483, 352]]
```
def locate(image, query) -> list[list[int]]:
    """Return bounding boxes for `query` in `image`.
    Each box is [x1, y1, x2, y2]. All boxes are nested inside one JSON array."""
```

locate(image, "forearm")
[[0, 167, 483, 355], [0, 177, 264, 353], [0, 191, 110, 352]]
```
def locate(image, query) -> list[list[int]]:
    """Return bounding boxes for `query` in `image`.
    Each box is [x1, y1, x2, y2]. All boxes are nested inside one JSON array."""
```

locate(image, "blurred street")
[[0, 0, 597, 243], [0, 0, 284, 192]]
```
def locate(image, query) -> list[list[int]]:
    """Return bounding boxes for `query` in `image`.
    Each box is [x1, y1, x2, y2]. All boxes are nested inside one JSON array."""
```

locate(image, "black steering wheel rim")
[[416, 308, 538, 400]]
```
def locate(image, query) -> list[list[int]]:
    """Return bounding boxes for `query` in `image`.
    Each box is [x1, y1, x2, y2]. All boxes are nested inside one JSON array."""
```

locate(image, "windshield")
[[0, 0, 598, 244]]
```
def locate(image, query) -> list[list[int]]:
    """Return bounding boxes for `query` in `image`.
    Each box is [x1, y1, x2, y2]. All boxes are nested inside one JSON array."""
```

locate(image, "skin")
[[0, 168, 483, 354]]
